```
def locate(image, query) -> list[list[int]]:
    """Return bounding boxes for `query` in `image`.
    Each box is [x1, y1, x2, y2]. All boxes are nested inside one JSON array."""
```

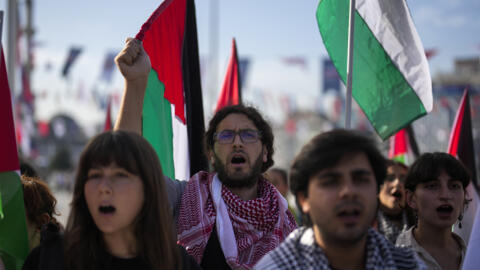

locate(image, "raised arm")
[[114, 38, 151, 135]]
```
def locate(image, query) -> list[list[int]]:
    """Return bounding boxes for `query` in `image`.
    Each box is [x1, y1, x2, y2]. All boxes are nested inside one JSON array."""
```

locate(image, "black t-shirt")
[[22, 231, 200, 270], [100, 254, 149, 270], [200, 226, 232, 270]]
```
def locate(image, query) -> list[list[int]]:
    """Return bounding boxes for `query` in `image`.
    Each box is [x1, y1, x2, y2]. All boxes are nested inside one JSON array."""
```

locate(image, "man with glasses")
[[114, 39, 297, 270], [376, 160, 414, 243]]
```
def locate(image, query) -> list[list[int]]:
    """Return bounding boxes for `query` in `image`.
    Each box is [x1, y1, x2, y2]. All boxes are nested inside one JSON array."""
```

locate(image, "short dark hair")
[[204, 105, 274, 172], [290, 129, 386, 226], [404, 152, 470, 191]]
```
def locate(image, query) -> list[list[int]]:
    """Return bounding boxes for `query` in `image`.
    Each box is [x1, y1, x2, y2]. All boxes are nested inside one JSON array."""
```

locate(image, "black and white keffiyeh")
[[254, 227, 427, 270], [377, 210, 409, 244]]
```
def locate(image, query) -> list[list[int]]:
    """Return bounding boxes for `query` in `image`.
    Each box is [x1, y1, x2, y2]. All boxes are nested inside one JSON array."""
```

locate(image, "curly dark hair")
[[204, 104, 274, 172], [290, 129, 387, 226], [21, 176, 61, 230]]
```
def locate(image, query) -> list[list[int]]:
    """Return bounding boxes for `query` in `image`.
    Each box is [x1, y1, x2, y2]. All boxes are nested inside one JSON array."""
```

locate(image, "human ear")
[[297, 192, 310, 214], [208, 151, 215, 166], [406, 190, 417, 210], [262, 145, 268, 163]]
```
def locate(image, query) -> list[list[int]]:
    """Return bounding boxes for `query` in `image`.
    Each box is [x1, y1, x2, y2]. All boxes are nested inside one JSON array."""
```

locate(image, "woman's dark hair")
[[64, 131, 180, 270], [204, 104, 274, 172], [386, 159, 409, 171], [21, 176, 61, 229], [290, 129, 386, 226], [404, 152, 470, 192]]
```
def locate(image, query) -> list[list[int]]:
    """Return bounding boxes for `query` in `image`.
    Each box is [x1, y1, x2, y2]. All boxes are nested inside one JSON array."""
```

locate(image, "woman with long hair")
[[23, 131, 200, 270], [396, 152, 470, 270]]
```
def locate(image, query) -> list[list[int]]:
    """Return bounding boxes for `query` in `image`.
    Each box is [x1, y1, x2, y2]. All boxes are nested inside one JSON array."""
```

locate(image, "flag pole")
[[345, 0, 356, 129]]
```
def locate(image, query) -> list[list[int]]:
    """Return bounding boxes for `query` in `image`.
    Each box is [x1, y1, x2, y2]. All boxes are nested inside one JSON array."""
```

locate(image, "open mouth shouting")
[[391, 190, 403, 200], [436, 204, 454, 219], [229, 153, 247, 169], [337, 207, 362, 225], [99, 204, 116, 216]]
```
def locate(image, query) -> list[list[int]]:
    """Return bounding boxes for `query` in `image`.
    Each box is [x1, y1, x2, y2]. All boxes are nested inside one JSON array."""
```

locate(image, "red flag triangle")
[[447, 89, 477, 185], [215, 38, 241, 112]]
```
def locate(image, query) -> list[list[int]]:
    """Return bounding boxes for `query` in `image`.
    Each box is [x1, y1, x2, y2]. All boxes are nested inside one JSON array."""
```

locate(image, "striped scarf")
[[177, 171, 297, 269]]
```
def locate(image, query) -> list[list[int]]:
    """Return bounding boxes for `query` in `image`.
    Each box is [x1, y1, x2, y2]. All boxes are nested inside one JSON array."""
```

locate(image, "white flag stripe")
[[356, 0, 432, 111], [172, 105, 190, 181]]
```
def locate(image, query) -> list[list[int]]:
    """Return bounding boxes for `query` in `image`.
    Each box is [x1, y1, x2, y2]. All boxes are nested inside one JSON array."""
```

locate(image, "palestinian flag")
[[448, 89, 480, 245], [215, 38, 241, 112], [447, 89, 477, 185], [388, 125, 419, 165], [316, 0, 432, 140], [0, 47, 29, 270], [135, 0, 207, 180]]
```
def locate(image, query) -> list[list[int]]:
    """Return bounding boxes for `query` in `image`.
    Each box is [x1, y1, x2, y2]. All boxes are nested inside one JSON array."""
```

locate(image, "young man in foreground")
[[255, 129, 426, 270]]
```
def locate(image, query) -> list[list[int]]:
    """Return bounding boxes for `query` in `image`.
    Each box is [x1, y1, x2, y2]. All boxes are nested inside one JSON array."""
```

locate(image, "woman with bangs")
[[396, 152, 470, 270], [23, 131, 200, 270]]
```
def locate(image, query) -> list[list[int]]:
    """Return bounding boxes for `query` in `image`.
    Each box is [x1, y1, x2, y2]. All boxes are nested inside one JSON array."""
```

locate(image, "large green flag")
[[316, 0, 433, 139]]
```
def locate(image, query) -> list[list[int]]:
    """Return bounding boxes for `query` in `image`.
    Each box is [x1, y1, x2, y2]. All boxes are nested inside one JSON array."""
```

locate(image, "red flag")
[[0, 47, 20, 172], [104, 96, 112, 131], [215, 38, 241, 112], [447, 89, 477, 185]]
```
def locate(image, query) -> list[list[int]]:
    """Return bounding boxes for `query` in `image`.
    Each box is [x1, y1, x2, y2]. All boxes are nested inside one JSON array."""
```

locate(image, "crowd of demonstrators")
[[396, 152, 470, 270], [254, 129, 427, 269], [22, 131, 200, 270], [13, 37, 476, 270], [114, 38, 297, 269], [374, 160, 414, 243], [266, 168, 302, 225]]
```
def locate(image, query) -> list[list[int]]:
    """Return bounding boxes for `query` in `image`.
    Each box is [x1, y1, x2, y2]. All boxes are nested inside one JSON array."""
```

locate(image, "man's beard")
[[213, 151, 264, 189]]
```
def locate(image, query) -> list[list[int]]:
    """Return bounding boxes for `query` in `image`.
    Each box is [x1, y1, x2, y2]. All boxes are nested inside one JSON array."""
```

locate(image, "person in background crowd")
[[114, 38, 297, 269], [22, 131, 200, 270], [267, 168, 301, 225], [375, 160, 414, 243], [255, 129, 427, 270], [20, 159, 39, 178], [396, 152, 470, 270], [21, 176, 62, 251]]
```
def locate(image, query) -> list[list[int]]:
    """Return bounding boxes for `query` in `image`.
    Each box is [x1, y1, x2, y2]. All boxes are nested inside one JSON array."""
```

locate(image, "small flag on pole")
[[316, 0, 432, 139], [99, 51, 117, 83], [61, 47, 82, 78], [215, 38, 241, 112], [388, 125, 419, 165]]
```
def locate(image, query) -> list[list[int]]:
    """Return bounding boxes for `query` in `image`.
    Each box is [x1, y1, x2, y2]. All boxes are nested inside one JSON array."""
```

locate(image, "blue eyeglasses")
[[214, 129, 262, 144]]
